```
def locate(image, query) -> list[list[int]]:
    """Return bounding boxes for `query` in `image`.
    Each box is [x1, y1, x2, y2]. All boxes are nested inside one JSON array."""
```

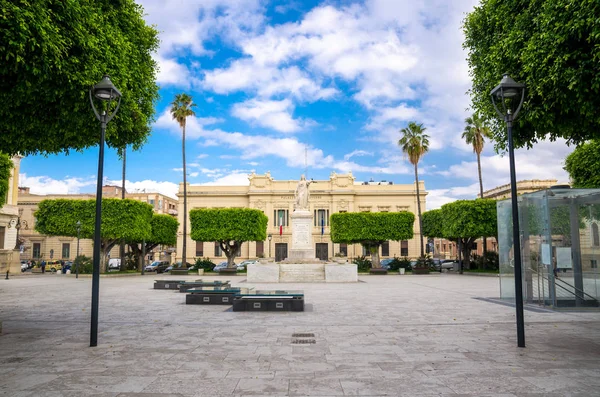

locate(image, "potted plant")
[[412, 256, 430, 274]]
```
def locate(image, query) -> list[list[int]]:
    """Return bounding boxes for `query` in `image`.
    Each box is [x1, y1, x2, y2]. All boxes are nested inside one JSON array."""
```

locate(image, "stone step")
[[279, 264, 325, 282]]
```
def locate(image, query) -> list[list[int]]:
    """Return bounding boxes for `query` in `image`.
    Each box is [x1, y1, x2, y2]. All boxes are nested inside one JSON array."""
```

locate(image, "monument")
[[288, 175, 317, 261], [247, 175, 358, 283]]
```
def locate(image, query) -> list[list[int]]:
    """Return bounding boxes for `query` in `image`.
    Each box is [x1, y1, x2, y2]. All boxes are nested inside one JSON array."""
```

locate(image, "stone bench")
[[185, 289, 240, 305], [154, 280, 188, 290], [232, 295, 304, 312], [170, 269, 191, 276], [179, 281, 230, 292]]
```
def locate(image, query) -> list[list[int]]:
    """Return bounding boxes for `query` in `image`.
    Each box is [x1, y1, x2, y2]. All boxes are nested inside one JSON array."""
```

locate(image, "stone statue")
[[294, 175, 312, 210]]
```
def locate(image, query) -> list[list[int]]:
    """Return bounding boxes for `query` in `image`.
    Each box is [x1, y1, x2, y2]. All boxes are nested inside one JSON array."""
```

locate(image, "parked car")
[[62, 261, 73, 274], [108, 258, 121, 270], [213, 261, 235, 272], [237, 260, 258, 270], [380, 258, 394, 269], [144, 261, 170, 273], [21, 262, 28, 272], [441, 259, 457, 271], [165, 262, 193, 273], [45, 260, 63, 273]]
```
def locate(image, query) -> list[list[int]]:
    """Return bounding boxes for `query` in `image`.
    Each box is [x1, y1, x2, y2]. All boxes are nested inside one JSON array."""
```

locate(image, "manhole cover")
[[292, 333, 315, 338], [291, 339, 316, 344]]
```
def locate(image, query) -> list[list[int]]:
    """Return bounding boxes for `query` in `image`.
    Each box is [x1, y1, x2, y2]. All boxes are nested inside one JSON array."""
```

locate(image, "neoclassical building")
[[17, 186, 178, 263], [176, 172, 427, 263], [0, 156, 22, 274]]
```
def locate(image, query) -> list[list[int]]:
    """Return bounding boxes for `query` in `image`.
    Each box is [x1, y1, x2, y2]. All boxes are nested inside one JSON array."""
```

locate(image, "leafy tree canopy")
[[564, 140, 600, 188], [0, 154, 12, 207], [441, 199, 498, 239], [463, 0, 600, 150], [0, 0, 159, 156], [421, 209, 444, 239], [330, 212, 415, 244], [190, 208, 268, 242], [147, 214, 179, 246], [35, 198, 153, 241]]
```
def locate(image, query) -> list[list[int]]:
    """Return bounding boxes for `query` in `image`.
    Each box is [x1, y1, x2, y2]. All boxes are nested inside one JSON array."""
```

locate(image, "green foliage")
[[0, 154, 12, 207], [421, 209, 444, 238], [388, 257, 411, 271], [330, 212, 415, 244], [398, 122, 430, 166], [35, 198, 153, 241], [473, 251, 499, 271], [73, 255, 93, 274], [190, 208, 268, 242], [441, 199, 497, 239], [0, 0, 159, 156], [194, 257, 216, 272], [352, 256, 372, 272], [148, 214, 178, 246], [463, 0, 600, 150], [564, 141, 600, 188]]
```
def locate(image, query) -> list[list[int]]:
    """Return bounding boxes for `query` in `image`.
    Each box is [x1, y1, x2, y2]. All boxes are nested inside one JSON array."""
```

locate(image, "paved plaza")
[[1, 273, 599, 396]]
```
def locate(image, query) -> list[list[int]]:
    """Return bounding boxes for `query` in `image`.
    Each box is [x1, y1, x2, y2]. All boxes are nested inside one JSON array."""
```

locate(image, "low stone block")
[[369, 268, 388, 275], [247, 263, 280, 283], [325, 264, 358, 282]]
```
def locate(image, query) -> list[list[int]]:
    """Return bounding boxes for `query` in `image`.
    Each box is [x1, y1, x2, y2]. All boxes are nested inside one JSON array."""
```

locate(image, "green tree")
[[0, 154, 12, 208], [421, 209, 444, 240], [399, 121, 429, 257], [190, 208, 268, 268], [564, 140, 600, 188], [129, 214, 179, 271], [463, 0, 600, 150], [330, 212, 415, 268], [441, 199, 498, 270], [462, 113, 493, 254], [0, 0, 159, 156], [34, 198, 152, 272], [170, 93, 196, 268]]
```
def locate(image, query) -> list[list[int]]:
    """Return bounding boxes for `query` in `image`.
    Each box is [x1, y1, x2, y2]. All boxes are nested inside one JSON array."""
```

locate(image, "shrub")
[[473, 251, 499, 270], [352, 256, 372, 272], [73, 255, 93, 274], [388, 257, 411, 271], [194, 257, 216, 271]]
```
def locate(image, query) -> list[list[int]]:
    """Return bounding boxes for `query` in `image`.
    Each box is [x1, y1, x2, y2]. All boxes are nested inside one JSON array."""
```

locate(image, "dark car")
[[62, 261, 73, 274], [165, 262, 193, 273], [144, 261, 170, 273], [380, 258, 394, 269]]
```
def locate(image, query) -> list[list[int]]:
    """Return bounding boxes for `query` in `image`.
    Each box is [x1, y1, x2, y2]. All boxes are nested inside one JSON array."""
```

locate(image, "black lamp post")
[[89, 75, 122, 347], [268, 234, 272, 258], [490, 73, 526, 348], [76, 220, 81, 279]]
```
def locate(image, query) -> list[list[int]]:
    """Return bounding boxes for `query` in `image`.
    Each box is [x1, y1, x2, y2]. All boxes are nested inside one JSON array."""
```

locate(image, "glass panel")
[[382, 241, 389, 257]]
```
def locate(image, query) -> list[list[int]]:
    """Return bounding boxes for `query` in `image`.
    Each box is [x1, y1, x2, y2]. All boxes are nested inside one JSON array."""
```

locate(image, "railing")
[[529, 265, 599, 308]]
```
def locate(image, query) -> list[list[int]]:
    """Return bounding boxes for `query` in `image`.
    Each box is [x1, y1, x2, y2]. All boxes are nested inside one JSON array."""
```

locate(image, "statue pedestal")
[[288, 210, 315, 260]]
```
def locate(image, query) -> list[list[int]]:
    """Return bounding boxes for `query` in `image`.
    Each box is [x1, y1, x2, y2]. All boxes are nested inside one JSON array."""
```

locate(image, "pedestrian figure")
[[41, 260, 46, 274]]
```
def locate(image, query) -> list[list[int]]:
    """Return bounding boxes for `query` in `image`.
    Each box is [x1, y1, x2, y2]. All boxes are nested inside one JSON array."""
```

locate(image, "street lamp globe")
[[92, 75, 122, 101], [490, 73, 526, 119]]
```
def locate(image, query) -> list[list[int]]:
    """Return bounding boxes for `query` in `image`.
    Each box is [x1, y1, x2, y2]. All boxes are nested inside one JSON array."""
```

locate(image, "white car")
[[238, 260, 258, 270], [108, 258, 121, 270], [21, 262, 28, 272]]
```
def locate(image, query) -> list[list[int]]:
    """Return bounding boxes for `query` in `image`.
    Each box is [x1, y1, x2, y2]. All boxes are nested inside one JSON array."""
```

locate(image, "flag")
[[321, 217, 324, 235], [279, 214, 283, 236]]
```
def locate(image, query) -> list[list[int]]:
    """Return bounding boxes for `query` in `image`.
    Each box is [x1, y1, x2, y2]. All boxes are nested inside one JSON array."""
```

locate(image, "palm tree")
[[462, 113, 492, 257], [399, 121, 429, 258], [170, 93, 196, 268]]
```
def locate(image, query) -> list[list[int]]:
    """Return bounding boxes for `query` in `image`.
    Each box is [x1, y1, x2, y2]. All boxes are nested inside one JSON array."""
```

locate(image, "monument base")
[[247, 263, 357, 283]]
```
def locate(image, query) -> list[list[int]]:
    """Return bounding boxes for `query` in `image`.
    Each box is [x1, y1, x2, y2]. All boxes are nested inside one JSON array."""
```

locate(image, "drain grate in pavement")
[[292, 333, 315, 338], [291, 339, 316, 344]]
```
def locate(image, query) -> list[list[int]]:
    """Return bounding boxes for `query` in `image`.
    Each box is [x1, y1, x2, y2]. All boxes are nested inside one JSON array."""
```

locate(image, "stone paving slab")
[[1, 274, 600, 396]]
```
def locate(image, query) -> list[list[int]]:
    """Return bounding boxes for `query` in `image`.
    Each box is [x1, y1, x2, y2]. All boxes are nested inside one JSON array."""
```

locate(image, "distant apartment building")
[[17, 186, 178, 264], [176, 172, 427, 262], [0, 156, 22, 274]]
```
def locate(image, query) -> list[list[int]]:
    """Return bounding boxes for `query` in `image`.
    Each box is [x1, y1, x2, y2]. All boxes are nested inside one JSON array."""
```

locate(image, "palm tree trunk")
[[477, 152, 488, 262], [182, 123, 187, 268], [120, 146, 126, 270], [414, 163, 424, 257]]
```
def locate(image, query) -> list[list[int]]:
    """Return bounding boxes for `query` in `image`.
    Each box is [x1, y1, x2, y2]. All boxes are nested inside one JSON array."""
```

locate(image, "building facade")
[[0, 156, 22, 274], [17, 187, 178, 264], [175, 172, 427, 263]]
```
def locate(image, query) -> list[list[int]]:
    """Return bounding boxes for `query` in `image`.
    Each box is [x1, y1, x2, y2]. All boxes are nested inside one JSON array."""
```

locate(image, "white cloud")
[[344, 150, 374, 161], [426, 183, 480, 210], [197, 154, 209, 159], [231, 98, 306, 133], [19, 173, 96, 195], [201, 172, 252, 186], [115, 179, 179, 199]]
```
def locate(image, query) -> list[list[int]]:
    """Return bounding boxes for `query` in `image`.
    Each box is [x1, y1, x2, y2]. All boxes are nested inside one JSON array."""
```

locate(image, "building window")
[[0, 226, 5, 249], [401, 240, 409, 257], [339, 243, 347, 256], [591, 259, 598, 269], [33, 243, 41, 259], [382, 241, 390, 257], [362, 245, 369, 256], [314, 209, 329, 227], [158, 200, 163, 210], [61, 243, 70, 259], [472, 242, 478, 251], [593, 223, 599, 246], [256, 241, 264, 257], [214, 242, 222, 257], [149, 199, 155, 207], [274, 209, 289, 226], [195, 241, 203, 257]]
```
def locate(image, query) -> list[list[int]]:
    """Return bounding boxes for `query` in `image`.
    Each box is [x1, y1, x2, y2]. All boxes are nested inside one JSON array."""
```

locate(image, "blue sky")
[[20, 0, 574, 209]]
